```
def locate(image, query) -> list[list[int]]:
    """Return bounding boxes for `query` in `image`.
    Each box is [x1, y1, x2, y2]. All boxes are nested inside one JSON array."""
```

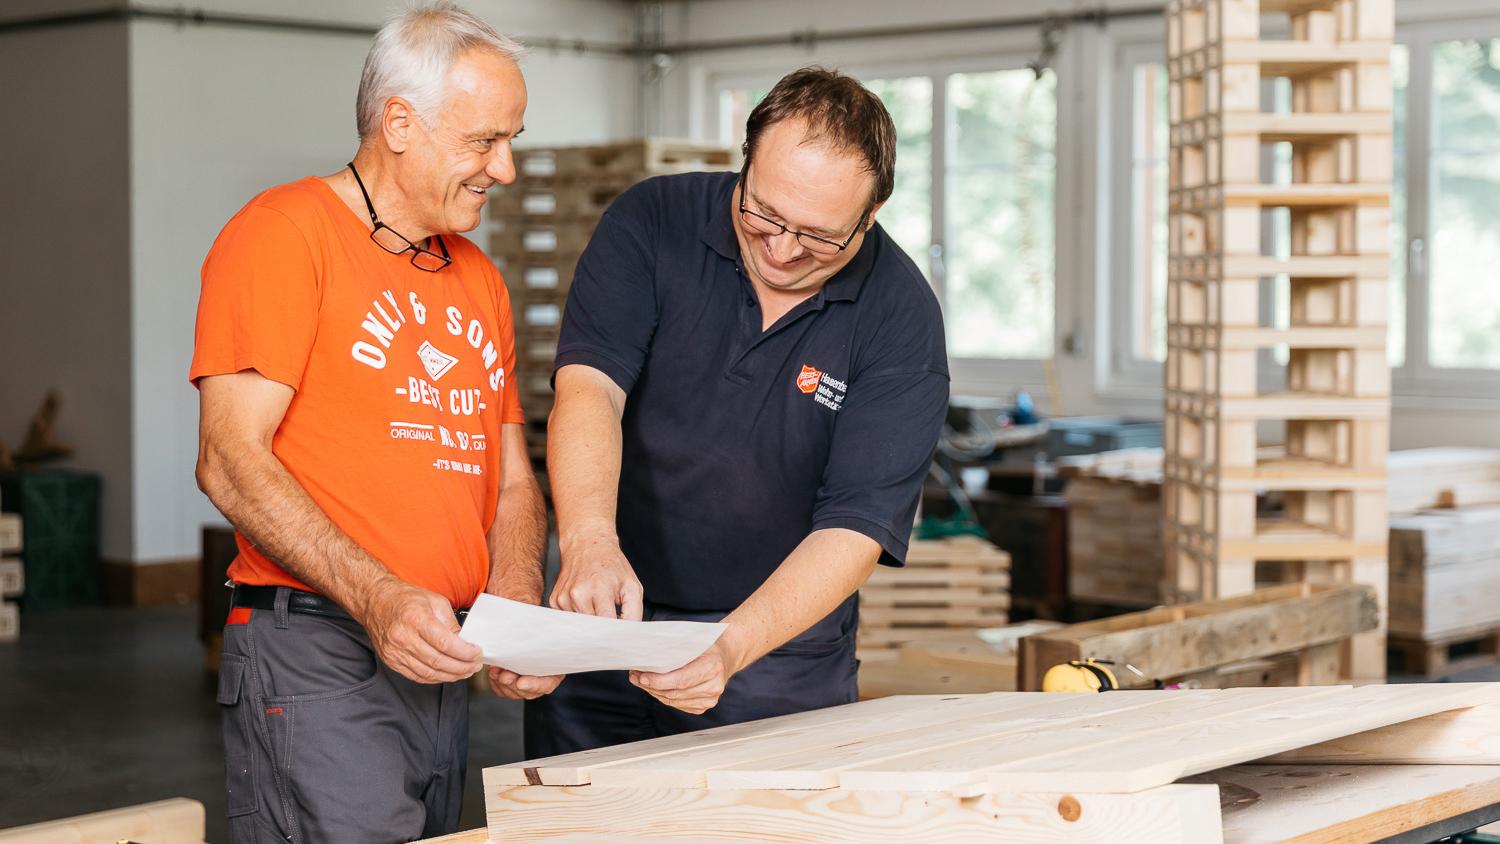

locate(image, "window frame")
[[705, 51, 1063, 390]]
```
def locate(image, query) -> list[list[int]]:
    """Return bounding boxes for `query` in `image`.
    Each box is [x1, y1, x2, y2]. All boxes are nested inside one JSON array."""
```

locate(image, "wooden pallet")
[[857, 537, 1010, 658], [1389, 506, 1500, 643], [1018, 583, 1375, 691], [1164, 0, 1392, 680], [0, 558, 22, 599], [1389, 624, 1500, 677], [482, 683, 1500, 842], [516, 139, 740, 181], [0, 513, 20, 554], [1061, 450, 1166, 606]]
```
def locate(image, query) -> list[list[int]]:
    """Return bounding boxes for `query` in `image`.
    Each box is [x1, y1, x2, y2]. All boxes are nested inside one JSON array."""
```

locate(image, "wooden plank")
[[1220, 183, 1392, 207], [1263, 700, 1500, 765], [859, 606, 1010, 626], [0, 798, 205, 844], [597, 692, 1164, 790], [485, 783, 1224, 843], [1017, 584, 1377, 691], [1196, 764, 1500, 844], [834, 687, 1342, 793], [857, 589, 1009, 609], [863, 569, 1010, 589], [975, 683, 1495, 794], [858, 657, 1015, 699], [484, 695, 945, 787]]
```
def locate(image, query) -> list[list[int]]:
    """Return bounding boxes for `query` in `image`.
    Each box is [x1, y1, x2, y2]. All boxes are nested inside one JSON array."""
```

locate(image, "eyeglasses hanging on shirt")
[[346, 162, 452, 272]]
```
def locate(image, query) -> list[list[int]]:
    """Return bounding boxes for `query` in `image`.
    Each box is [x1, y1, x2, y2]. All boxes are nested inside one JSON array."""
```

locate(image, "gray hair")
[[356, 2, 525, 143]]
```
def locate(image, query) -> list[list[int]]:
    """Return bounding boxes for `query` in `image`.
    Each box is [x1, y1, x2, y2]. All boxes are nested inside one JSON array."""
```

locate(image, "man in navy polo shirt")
[[525, 66, 949, 756]]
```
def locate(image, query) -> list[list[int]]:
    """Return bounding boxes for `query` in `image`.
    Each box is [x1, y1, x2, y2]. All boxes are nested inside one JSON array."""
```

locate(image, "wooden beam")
[[486, 783, 1224, 843]]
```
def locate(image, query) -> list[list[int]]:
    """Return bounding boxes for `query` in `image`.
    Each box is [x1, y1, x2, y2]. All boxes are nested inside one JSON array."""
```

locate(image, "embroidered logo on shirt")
[[796, 364, 848, 412], [417, 340, 460, 382], [796, 364, 822, 394]]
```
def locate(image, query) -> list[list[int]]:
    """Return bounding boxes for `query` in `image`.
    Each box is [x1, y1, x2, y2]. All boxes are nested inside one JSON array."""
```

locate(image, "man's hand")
[[553, 533, 644, 620], [358, 577, 483, 684], [486, 667, 565, 700], [630, 639, 741, 715]]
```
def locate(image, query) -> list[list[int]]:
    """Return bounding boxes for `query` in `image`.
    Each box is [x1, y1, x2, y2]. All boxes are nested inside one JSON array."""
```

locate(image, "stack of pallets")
[[1164, 0, 1394, 679], [0, 505, 19, 642], [856, 536, 1010, 660], [1388, 506, 1500, 675], [1060, 448, 1166, 607], [487, 140, 739, 490]]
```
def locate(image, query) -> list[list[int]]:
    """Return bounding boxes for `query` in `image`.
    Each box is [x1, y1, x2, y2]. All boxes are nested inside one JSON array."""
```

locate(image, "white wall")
[[127, 0, 639, 562], [0, 18, 135, 560], [656, 0, 1500, 450]]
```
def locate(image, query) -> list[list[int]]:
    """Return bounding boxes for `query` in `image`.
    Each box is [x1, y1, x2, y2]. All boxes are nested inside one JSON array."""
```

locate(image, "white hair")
[[355, 2, 525, 143]]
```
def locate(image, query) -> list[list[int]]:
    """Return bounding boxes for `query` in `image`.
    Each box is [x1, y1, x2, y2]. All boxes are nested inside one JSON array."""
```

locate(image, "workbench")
[[468, 684, 1500, 843]]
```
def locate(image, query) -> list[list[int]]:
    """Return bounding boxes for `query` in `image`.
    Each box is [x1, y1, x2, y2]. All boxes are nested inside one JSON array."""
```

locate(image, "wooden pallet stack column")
[[1164, 0, 1393, 679], [0, 505, 20, 642], [487, 140, 738, 488]]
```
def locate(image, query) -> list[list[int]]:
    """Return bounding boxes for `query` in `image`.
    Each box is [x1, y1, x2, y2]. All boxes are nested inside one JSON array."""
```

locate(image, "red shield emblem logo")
[[796, 364, 821, 394]]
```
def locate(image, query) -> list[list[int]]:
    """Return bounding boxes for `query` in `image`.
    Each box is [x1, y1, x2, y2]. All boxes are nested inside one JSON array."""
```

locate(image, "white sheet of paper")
[[458, 594, 728, 676]]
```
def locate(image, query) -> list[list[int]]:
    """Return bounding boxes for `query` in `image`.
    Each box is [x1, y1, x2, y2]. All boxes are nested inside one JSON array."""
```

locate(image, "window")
[[1131, 62, 1169, 364], [717, 64, 1057, 365], [945, 69, 1057, 359], [1428, 38, 1500, 369]]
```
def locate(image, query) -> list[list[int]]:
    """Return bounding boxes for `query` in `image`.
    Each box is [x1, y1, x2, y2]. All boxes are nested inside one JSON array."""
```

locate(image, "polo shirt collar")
[[700, 176, 877, 304]]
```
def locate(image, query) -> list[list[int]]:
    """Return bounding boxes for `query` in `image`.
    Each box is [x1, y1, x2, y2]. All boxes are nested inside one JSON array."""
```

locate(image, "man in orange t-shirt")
[[189, 5, 555, 842]]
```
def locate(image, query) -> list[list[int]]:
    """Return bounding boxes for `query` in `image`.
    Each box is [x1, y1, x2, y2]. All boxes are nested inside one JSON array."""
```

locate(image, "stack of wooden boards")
[[856, 535, 1010, 661], [481, 683, 1500, 842], [1059, 448, 1165, 608], [0, 500, 21, 642], [1388, 506, 1500, 675], [487, 140, 738, 487]]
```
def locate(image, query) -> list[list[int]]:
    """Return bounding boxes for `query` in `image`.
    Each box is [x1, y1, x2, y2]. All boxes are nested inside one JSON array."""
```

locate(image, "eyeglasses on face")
[[737, 166, 867, 256]]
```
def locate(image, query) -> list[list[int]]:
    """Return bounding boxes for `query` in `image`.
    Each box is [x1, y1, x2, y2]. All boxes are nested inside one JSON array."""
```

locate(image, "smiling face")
[[400, 49, 528, 236], [731, 117, 882, 299]]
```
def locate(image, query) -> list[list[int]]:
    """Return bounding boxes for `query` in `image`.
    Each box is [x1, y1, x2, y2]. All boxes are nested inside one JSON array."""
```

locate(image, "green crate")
[[0, 470, 102, 609]]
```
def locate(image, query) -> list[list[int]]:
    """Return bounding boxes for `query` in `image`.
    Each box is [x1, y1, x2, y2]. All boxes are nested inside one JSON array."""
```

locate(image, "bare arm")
[[481, 421, 564, 700], [632, 527, 880, 714], [546, 363, 644, 620], [196, 370, 482, 684]]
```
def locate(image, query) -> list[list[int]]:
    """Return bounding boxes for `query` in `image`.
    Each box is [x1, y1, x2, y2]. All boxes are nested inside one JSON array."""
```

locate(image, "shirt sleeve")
[[812, 284, 950, 566], [189, 204, 321, 390], [552, 182, 660, 394]]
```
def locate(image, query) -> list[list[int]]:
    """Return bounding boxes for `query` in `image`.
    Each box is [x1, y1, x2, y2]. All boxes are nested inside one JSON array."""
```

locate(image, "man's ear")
[[864, 200, 886, 231], [381, 97, 418, 154]]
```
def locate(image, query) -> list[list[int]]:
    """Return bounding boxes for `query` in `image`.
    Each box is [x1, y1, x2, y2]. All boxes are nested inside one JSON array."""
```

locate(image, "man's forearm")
[[486, 472, 548, 604], [718, 528, 880, 673], [200, 444, 398, 619], [548, 367, 626, 550]]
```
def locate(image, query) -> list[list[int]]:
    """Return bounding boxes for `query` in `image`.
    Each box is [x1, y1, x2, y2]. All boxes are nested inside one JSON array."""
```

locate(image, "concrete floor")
[[5, 605, 1500, 842], [0, 605, 524, 842]]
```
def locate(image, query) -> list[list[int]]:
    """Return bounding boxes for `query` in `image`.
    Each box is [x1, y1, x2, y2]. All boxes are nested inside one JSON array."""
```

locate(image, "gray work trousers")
[[216, 588, 469, 843]]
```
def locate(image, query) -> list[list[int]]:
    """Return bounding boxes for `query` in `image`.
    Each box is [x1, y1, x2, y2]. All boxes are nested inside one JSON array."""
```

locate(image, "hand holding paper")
[[458, 593, 727, 676]]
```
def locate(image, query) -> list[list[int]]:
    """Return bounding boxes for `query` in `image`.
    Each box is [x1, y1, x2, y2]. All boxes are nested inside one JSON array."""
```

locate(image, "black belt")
[[231, 584, 354, 621], [230, 584, 471, 624]]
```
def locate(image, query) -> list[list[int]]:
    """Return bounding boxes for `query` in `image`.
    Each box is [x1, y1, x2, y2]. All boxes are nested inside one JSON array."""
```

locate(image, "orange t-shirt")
[[189, 177, 525, 609]]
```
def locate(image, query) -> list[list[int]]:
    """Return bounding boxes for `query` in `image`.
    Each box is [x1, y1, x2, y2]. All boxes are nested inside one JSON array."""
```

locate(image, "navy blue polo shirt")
[[553, 171, 949, 611]]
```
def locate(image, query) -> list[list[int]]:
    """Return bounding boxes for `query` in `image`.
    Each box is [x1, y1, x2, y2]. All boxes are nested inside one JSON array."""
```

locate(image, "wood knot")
[[1058, 795, 1082, 822]]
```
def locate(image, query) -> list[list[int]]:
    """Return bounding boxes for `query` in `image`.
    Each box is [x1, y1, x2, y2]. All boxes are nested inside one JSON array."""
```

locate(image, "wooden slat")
[[834, 687, 1340, 792], [977, 684, 1495, 793], [1263, 700, 1500, 765], [857, 589, 1009, 609], [485, 695, 968, 787], [486, 783, 1224, 843], [589, 693, 1152, 789], [1197, 764, 1500, 844], [858, 606, 1010, 626], [1221, 183, 1393, 207]]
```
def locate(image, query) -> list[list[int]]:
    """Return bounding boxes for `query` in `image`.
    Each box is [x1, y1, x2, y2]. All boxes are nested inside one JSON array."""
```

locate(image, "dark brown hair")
[[742, 66, 897, 206]]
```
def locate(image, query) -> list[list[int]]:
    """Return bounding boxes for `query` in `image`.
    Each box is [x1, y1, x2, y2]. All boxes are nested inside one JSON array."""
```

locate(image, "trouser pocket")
[[217, 653, 258, 819]]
